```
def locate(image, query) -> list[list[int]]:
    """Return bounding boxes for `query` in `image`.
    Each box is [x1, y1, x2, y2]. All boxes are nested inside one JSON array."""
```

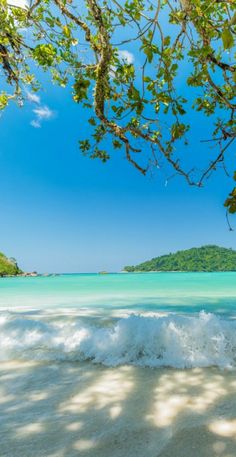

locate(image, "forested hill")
[[124, 246, 236, 272], [0, 252, 22, 276]]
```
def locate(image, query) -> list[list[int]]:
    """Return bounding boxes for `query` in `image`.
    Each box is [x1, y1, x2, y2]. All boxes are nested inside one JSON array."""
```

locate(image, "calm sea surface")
[[1, 271, 236, 314]]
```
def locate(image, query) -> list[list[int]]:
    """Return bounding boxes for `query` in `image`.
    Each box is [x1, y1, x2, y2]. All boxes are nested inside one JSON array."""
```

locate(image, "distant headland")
[[0, 251, 57, 277], [2, 245, 236, 276], [0, 252, 23, 277], [124, 245, 236, 272]]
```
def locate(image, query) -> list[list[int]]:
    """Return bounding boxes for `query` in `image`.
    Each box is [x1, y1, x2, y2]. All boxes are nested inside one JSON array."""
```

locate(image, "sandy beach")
[[1, 274, 236, 456], [1, 361, 236, 457]]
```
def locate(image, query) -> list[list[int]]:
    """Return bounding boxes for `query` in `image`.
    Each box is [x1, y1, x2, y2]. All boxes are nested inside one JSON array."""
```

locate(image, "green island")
[[0, 252, 22, 276], [124, 245, 236, 272]]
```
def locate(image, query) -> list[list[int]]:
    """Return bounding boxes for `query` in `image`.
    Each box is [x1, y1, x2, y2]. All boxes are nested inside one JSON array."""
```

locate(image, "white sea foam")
[[0, 311, 236, 368]]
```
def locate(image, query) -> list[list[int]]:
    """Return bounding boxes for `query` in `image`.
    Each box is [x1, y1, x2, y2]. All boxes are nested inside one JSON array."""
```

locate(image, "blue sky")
[[0, 45, 235, 272]]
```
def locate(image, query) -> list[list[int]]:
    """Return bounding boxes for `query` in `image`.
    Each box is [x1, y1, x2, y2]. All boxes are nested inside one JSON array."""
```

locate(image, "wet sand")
[[0, 361, 236, 457]]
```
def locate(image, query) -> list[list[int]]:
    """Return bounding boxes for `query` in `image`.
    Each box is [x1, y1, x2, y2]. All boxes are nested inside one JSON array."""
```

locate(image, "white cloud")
[[33, 105, 54, 121], [26, 91, 41, 104], [118, 50, 135, 64], [27, 89, 55, 128], [31, 105, 55, 128], [30, 119, 41, 128], [8, 0, 29, 9]]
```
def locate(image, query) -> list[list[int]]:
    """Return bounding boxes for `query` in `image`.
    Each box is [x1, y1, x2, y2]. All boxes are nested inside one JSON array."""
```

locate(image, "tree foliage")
[[0, 0, 235, 207], [0, 251, 22, 275], [124, 245, 236, 272]]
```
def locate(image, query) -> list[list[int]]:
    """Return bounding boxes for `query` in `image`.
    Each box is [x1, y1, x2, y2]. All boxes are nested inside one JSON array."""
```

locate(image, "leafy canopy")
[[0, 252, 22, 275], [0, 0, 235, 208]]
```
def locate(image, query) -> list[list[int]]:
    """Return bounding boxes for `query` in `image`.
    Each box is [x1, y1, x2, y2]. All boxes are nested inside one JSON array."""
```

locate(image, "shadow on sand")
[[0, 361, 236, 457]]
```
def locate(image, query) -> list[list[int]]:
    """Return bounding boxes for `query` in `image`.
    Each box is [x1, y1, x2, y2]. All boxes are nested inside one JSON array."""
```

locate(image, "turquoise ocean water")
[[1, 272, 236, 313], [1, 272, 236, 368]]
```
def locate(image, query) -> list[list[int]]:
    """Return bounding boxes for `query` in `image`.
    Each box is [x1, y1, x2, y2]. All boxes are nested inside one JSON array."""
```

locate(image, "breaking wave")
[[1, 311, 236, 368]]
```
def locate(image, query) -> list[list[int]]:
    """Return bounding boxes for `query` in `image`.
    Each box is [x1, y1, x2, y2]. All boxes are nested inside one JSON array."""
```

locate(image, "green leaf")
[[171, 123, 186, 140], [88, 117, 96, 126], [0, 94, 8, 110], [113, 140, 122, 149], [79, 139, 91, 152], [144, 47, 153, 63], [63, 25, 71, 38], [33, 44, 57, 67], [222, 28, 234, 50], [143, 76, 152, 83], [230, 12, 236, 26], [163, 36, 170, 46]]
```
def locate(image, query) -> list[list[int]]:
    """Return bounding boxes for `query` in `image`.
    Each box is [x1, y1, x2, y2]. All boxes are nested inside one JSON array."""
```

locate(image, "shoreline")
[[122, 269, 236, 273], [0, 270, 236, 279], [0, 272, 60, 278], [2, 270, 236, 278]]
